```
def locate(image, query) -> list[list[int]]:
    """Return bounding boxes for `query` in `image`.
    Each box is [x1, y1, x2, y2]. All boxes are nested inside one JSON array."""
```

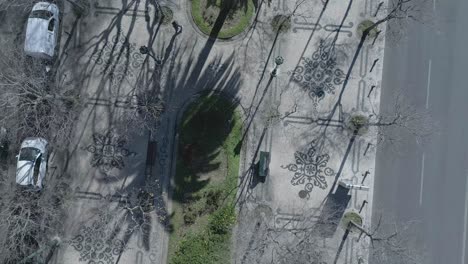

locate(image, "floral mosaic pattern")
[[85, 131, 136, 173], [281, 140, 335, 198], [90, 33, 145, 91], [69, 222, 125, 264], [290, 40, 345, 105]]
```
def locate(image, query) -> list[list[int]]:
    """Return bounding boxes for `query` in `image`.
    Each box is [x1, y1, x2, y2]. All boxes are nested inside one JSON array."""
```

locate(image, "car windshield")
[[19, 147, 41, 162], [29, 10, 53, 20]]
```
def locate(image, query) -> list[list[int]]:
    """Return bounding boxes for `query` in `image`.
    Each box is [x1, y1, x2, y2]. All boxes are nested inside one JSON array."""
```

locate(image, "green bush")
[[172, 232, 213, 264], [183, 206, 197, 225], [159, 6, 173, 25], [341, 211, 363, 233], [348, 114, 369, 135], [171, 206, 235, 264], [205, 189, 223, 213], [209, 206, 236, 235], [350, 115, 368, 129]]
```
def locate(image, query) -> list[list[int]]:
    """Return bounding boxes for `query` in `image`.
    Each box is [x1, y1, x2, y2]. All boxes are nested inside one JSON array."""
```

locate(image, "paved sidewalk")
[[232, 0, 388, 263], [51, 1, 176, 263], [49, 0, 388, 263]]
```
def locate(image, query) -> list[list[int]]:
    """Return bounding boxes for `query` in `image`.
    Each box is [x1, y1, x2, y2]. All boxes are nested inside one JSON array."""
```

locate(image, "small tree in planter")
[[357, 19, 379, 38], [341, 211, 363, 233], [271, 14, 291, 33], [159, 6, 173, 25], [345, 113, 370, 135]]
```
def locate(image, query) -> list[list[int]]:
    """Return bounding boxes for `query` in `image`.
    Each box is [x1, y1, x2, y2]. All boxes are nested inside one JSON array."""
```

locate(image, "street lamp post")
[[139, 45, 161, 64], [271, 56, 284, 77]]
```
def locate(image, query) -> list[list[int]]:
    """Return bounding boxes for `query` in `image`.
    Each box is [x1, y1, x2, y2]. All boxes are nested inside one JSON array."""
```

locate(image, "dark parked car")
[[258, 151, 270, 181]]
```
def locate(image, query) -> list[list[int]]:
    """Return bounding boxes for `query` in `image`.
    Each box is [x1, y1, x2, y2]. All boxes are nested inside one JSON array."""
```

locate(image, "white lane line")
[[419, 153, 426, 206], [425, 59, 432, 109], [461, 172, 468, 264], [433, 0, 436, 11]]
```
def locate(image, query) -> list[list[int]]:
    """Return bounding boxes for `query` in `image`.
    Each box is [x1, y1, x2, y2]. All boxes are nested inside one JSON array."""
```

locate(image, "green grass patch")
[[168, 95, 242, 264], [191, 0, 255, 39]]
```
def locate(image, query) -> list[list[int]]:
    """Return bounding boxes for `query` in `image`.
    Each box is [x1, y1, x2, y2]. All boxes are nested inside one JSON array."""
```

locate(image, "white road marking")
[[433, 0, 436, 11], [419, 153, 425, 205], [426, 59, 432, 109], [461, 172, 468, 264]]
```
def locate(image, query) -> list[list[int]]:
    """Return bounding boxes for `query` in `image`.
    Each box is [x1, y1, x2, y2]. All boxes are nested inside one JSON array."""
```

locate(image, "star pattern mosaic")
[[69, 222, 125, 264], [281, 140, 335, 198], [290, 40, 345, 106], [85, 131, 136, 173]]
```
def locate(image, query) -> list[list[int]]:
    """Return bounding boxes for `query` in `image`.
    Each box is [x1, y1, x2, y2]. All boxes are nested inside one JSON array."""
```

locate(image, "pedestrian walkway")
[[50, 0, 388, 263]]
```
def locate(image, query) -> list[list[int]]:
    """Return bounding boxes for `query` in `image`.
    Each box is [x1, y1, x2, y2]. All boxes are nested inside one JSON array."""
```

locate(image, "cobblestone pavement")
[[48, 0, 388, 263]]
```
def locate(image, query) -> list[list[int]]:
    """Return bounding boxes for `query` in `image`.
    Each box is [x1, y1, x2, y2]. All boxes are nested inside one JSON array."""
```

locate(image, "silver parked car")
[[15, 138, 48, 189], [24, 2, 60, 60]]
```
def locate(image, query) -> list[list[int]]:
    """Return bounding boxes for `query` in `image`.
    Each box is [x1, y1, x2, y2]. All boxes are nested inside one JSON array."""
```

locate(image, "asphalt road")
[[373, 0, 468, 263]]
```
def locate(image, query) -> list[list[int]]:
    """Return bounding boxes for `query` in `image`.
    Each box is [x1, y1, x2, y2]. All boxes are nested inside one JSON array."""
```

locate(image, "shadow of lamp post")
[[139, 45, 162, 64]]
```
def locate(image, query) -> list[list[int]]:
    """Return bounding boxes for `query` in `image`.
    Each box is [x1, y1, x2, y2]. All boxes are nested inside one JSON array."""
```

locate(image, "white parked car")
[[15, 138, 48, 189], [24, 2, 60, 61]]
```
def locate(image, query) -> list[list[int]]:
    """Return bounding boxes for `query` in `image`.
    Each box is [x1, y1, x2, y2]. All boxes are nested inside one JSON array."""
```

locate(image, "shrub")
[[347, 114, 369, 135], [172, 232, 213, 264], [208, 206, 235, 235], [159, 6, 173, 25], [183, 206, 197, 225], [351, 115, 368, 129], [204, 189, 223, 213], [341, 211, 363, 233]]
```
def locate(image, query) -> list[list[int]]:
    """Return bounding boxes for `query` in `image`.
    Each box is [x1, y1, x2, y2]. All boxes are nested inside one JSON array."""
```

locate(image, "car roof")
[[24, 2, 59, 60]]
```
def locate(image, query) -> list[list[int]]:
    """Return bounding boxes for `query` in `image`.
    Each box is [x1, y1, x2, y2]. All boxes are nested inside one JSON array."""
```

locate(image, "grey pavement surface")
[[374, 0, 468, 263], [233, 0, 389, 263]]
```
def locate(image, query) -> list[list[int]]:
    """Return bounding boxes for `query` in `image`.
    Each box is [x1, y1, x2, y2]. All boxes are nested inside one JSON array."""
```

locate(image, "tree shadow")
[[108, 29, 242, 251], [313, 185, 351, 238], [20, 0, 245, 257], [171, 95, 239, 205]]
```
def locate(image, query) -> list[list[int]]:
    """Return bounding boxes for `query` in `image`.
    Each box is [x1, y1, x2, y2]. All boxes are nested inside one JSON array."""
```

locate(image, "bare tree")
[[0, 37, 83, 148], [368, 90, 434, 147], [0, 172, 72, 263], [346, 215, 425, 264], [237, 196, 423, 264], [115, 76, 166, 138], [236, 203, 338, 264], [0, 0, 33, 12]]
